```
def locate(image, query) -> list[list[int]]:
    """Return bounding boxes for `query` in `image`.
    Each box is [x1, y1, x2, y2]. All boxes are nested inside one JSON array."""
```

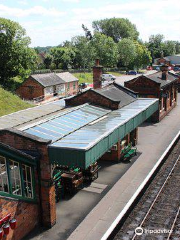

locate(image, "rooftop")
[[93, 83, 136, 107], [31, 73, 65, 87], [56, 72, 78, 83], [145, 71, 177, 87]]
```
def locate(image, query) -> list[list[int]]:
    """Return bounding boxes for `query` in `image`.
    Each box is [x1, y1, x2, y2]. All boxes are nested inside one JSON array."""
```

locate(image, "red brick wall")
[[16, 78, 44, 100], [65, 81, 78, 96], [0, 130, 56, 238], [125, 76, 160, 97], [125, 76, 178, 122], [66, 90, 119, 110], [0, 198, 39, 240]]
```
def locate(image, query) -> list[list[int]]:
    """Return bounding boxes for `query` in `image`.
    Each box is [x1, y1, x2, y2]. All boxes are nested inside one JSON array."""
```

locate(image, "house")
[[154, 54, 180, 66], [125, 65, 178, 122], [56, 72, 79, 96], [0, 60, 159, 240], [16, 72, 79, 101]]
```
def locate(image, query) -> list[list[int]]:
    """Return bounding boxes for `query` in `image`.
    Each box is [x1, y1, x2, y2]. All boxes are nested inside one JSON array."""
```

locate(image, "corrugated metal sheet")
[[49, 99, 159, 169]]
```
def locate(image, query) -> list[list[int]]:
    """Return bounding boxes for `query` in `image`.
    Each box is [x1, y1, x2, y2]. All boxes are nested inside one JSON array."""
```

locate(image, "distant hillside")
[[0, 87, 34, 117]]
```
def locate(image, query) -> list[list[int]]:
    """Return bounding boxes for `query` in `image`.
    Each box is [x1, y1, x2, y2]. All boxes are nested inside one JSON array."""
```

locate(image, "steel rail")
[[166, 206, 180, 240], [131, 154, 180, 240]]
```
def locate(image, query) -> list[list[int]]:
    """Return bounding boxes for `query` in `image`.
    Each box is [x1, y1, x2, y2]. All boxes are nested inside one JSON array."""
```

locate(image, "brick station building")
[[0, 60, 159, 240], [16, 72, 79, 101], [125, 65, 178, 122]]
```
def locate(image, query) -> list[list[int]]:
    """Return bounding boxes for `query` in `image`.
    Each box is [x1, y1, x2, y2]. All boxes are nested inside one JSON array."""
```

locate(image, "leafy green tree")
[[72, 36, 94, 69], [147, 34, 164, 59], [92, 18, 139, 43], [82, 24, 92, 40], [133, 41, 152, 69], [0, 18, 38, 85], [50, 47, 75, 69], [174, 41, 180, 54], [44, 54, 53, 69], [90, 33, 118, 67], [117, 39, 136, 68], [162, 40, 176, 56]]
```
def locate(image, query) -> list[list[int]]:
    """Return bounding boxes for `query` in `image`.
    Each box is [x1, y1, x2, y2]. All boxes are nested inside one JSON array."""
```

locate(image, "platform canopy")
[[23, 104, 110, 141], [49, 98, 159, 169]]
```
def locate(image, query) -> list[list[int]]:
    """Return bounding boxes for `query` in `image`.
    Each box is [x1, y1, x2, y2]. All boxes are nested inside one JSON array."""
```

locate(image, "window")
[[9, 160, 22, 196], [73, 82, 76, 90], [22, 164, 33, 199], [0, 156, 9, 193], [67, 83, 70, 91], [0, 155, 34, 200]]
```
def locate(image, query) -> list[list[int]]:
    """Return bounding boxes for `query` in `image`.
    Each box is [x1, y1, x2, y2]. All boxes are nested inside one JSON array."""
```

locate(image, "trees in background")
[[90, 33, 118, 67], [117, 39, 136, 68], [146, 34, 177, 60], [0, 17, 38, 85], [50, 47, 75, 69], [92, 18, 139, 43]]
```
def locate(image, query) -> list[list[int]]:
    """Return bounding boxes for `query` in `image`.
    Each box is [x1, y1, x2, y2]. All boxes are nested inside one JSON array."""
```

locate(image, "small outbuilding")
[[16, 72, 79, 101]]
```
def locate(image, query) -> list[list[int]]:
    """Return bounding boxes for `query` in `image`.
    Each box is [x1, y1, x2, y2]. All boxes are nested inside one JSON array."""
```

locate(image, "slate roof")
[[31, 73, 65, 87], [145, 71, 177, 88], [92, 83, 136, 108], [56, 72, 78, 83]]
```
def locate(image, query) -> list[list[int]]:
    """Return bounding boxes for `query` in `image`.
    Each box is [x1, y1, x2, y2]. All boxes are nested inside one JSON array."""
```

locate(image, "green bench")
[[122, 143, 137, 161]]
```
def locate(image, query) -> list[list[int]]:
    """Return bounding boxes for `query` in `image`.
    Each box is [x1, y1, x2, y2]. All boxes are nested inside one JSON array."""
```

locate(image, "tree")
[[92, 18, 139, 43], [71, 36, 94, 69], [162, 40, 176, 56], [0, 18, 38, 85], [82, 24, 92, 40], [147, 34, 164, 59], [91, 33, 118, 67], [44, 54, 52, 69], [50, 47, 75, 69], [117, 39, 136, 68], [90, 33, 118, 67], [175, 41, 180, 54], [133, 41, 152, 69]]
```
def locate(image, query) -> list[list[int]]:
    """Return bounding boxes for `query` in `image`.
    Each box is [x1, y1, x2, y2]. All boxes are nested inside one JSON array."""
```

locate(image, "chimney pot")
[[161, 64, 168, 80]]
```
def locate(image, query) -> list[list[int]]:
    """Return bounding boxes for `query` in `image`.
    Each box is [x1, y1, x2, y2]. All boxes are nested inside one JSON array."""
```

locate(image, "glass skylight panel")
[[39, 123, 65, 135], [33, 126, 60, 137], [26, 128, 56, 140]]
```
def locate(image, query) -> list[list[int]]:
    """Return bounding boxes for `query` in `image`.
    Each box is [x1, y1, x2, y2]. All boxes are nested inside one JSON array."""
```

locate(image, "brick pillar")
[[130, 128, 138, 146], [38, 145, 56, 228], [100, 140, 121, 162], [93, 59, 103, 89]]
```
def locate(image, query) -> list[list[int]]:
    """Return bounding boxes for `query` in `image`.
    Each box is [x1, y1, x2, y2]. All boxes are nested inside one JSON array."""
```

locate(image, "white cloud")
[[0, 4, 65, 17]]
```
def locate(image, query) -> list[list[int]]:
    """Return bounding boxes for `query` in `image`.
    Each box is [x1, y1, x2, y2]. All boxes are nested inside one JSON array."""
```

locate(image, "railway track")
[[111, 140, 180, 240]]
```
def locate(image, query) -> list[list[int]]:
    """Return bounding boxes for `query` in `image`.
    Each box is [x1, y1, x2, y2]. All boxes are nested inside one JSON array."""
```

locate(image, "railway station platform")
[[67, 93, 180, 240]]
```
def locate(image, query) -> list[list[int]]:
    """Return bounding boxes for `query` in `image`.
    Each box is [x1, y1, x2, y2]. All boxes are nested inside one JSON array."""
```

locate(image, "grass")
[[73, 72, 93, 84], [73, 71, 123, 84], [107, 72, 123, 76], [0, 87, 34, 117]]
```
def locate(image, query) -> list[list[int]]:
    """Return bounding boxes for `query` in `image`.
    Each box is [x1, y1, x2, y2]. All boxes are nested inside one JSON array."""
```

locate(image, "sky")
[[0, 0, 180, 47]]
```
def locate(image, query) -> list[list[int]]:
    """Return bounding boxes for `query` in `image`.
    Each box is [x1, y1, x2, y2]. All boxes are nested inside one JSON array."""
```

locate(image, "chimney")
[[161, 64, 168, 80], [93, 59, 103, 89]]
